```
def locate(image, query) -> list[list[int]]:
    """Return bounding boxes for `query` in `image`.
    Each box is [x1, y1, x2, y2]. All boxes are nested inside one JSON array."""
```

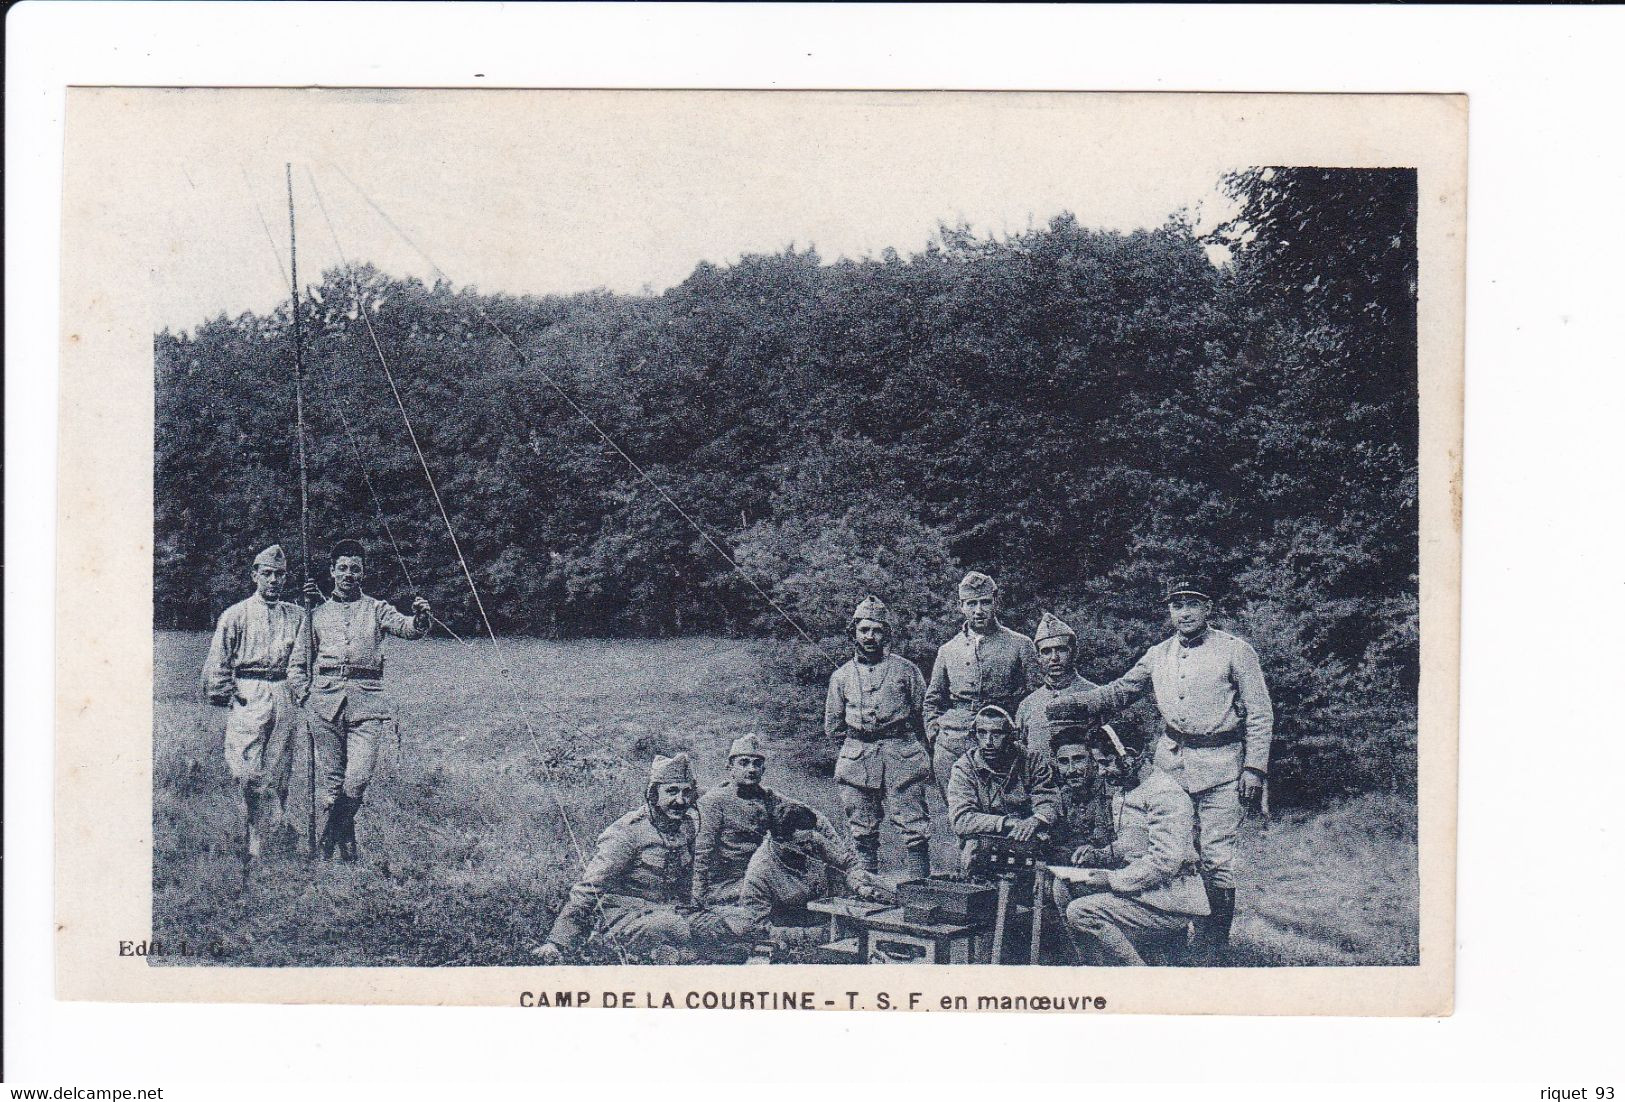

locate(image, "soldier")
[[1047, 574, 1273, 958], [925, 571, 1041, 801], [704, 803, 893, 946], [200, 543, 304, 859], [823, 595, 934, 880], [1014, 611, 1099, 760], [945, 705, 1060, 871], [1058, 720, 1210, 966], [537, 754, 706, 964], [1046, 721, 1113, 865], [293, 538, 431, 861], [693, 734, 784, 906]]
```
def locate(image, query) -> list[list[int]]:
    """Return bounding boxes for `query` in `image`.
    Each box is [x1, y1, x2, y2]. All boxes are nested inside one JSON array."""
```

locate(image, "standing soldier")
[[824, 596, 934, 881], [925, 571, 1041, 801], [1047, 574, 1273, 959], [201, 543, 304, 859], [693, 734, 783, 906], [1014, 612, 1099, 760], [292, 538, 431, 861]]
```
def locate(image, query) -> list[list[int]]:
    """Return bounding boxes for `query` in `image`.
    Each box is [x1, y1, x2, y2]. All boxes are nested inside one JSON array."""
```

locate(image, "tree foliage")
[[156, 169, 1419, 806]]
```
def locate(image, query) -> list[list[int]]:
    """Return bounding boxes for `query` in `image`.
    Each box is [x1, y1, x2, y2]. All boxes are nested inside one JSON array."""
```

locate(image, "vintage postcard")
[[55, 89, 1464, 1013]]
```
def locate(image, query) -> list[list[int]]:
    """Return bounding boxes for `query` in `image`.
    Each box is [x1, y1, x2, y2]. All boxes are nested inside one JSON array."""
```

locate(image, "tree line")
[[156, 168, 1419, 806]]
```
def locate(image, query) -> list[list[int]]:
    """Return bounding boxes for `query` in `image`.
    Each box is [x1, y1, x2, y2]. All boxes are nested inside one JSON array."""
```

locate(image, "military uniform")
[[1016, 612, 1099, 759], [925, 618, 1041, 799], [1062, 766, 1209, 966], [945, 741, 1061, 867], [546, 755, 703, 958], [716, 810, 875, 942], [290, 588, 426, 854], [1053, 623, 1272, 893], [825, 596, 933, 878], [693, 779, 783, 906], [201, 544, 303, 851]]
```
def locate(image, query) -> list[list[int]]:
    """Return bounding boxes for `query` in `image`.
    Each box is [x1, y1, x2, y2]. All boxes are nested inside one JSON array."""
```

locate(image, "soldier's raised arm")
[[376, 596, 430, 641], [1054, 647, 1155, 720]]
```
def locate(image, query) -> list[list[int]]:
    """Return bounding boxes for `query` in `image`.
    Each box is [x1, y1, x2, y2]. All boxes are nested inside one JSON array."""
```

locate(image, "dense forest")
[[156, 168, 1419, 806]]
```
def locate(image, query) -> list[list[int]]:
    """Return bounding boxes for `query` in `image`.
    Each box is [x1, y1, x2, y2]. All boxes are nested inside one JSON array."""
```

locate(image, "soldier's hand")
[[412, 596, 431, 618], [1070, 845, 1107, 867], [1009, 817, 1040, 843], [1081, 869, 1111, 890], [1239, 768, 1265, 812], [303, 579, 324, 602], [532, 942, 564, 965]]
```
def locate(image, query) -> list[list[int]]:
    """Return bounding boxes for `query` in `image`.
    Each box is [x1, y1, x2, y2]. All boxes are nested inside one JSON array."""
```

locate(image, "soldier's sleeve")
[[287, 611, 312, 704], [906, 660, 929, 741], [1107, 786, 1193, 897], [201, 607, 239, 703], [1028, 755, 1062, 826], [923, 646, 950, 731], [1232, 638, 1275, 774], [377, 598, 427, 640], [946, 758, 1006, 839], [691, 792, 724, 901], [1064, 646, 1155, 717], [823, 668, 847, 741], [547, 826, 633, 952], [1020, 634, 1042, 693]]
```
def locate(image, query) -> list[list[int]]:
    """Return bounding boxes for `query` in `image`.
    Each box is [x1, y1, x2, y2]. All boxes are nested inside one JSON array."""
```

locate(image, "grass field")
[[153, 630, 1418, 967]]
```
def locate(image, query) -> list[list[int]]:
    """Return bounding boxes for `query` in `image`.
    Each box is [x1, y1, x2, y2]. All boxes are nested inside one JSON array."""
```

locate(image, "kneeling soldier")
[[201, 543, 304, 859], [706, 803, 893, 946], [1060, 721, 1210, 966], [693, 735, 783, 906], [946, 705, 1060, 872], [538, 754, 708, 963], [824, 596, 933, 880]]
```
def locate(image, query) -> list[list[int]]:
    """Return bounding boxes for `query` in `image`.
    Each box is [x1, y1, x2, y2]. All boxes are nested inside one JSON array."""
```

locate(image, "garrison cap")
[[1163, 574, 1213, 603], [252, 543, 288, 570], [973, 704, 1015, 730], [330, 538, 367, 564], [958, 571, 998, 601], [728, 734, 766, 760], [850, 595, 891, 628], [1033, 611, 1075, 646], [648, 753, 696, 787]]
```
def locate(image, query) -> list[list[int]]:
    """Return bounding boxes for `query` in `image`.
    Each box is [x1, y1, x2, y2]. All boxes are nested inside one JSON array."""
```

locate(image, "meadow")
[[152, 630, 1418, 967]]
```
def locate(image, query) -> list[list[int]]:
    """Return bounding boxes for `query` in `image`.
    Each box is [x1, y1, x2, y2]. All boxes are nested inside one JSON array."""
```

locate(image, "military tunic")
[[289, 593, 425, 810], [824, 652, 932, 851], [925, 623, 1041, 797], [693, 781, 782, 905], [945, 745, 1060, 866], [546, 804, 699, 956], [1062, 767, 1209, 966], [1058, 626, 1273, 889], [1015, 671, 1100, 759], [201, 594, 303, 800]]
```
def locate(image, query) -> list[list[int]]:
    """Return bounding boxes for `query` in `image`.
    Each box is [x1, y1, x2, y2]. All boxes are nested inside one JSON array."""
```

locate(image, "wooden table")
[[807, 898, 984, 964]]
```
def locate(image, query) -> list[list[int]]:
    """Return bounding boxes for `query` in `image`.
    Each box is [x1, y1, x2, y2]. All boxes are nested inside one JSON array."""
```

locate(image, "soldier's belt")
[[851, 720, 915, 742], [1163, 726, 1243, 749], [318, 664, 383, 680], [233, 667, 287, 682]]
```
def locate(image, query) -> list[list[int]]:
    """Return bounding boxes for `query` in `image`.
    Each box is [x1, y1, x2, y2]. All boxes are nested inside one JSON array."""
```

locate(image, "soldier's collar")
[[1176, 626, 1211, 648]]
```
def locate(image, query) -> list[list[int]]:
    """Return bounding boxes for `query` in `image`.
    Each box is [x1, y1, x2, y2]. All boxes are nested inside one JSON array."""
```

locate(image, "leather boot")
[[1194, 883, 1236, 963], [904, 841, 932, 882], [318, 794, 351, 861], [338, 794, 362, 862], [855, 836, 880, 874]]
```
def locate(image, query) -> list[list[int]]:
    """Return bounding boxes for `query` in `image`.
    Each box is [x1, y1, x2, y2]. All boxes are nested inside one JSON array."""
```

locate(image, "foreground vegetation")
[[153, 632, 1417, 968]]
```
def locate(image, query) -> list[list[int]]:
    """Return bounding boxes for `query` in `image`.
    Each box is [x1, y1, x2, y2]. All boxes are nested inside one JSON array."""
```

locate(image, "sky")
[[133, 90, 1242, 332]]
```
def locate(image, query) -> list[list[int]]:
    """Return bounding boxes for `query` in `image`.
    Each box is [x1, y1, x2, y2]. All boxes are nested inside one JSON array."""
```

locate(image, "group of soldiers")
[[537, 569, 1274, 966], [200, 540, 432, 862], [201, 539, 1274, 966]]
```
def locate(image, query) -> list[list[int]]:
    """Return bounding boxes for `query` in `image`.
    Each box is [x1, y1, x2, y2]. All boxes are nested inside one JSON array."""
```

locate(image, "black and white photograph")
[[54, 87, 1462, 1014]]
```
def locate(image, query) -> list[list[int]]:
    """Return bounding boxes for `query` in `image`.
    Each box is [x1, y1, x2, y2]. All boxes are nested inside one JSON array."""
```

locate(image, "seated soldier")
[[693, 734, 782, 906], [1058, 721, 1211, 966], [700, 803, 894, 946], [537, 753, 721, 964], [946, 704, 1061, 874], [1047, 721, 1114, 865]]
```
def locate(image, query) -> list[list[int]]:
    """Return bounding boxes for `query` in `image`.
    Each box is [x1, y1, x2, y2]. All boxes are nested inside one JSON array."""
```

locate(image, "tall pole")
[[287, 164, 318, 858]]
